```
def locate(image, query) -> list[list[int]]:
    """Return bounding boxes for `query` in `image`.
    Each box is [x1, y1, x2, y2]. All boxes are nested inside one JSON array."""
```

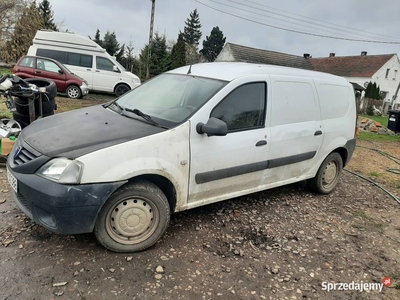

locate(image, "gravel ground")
[[1, 166, 400, 300]]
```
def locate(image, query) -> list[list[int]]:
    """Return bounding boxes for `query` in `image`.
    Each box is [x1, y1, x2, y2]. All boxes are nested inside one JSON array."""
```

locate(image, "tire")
[[66, 85, 82, 99], [307, 152, 343, 194], [12, 111, 30, 128], [115, 84, 130, 97], [23, 78, 57, 99], [13, 108, 54, 128], [14, 97, 55, 116], [94, 180, 170, 252]]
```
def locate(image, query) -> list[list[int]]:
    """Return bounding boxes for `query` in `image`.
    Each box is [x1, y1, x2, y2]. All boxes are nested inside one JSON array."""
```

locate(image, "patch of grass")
[[0, 97, 13, 119], [360, 114, 388, 127], [352, 211, 369, 219], [0, 67, 13, 75], [357, 131, 400, 141], [395, 283, 400, 290], [388, 272, 400, 280], [368, 171, 383, 177]]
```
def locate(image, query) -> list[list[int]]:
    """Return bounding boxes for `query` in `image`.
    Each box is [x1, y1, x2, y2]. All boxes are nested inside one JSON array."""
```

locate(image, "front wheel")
[[94, 181, 170, 252], [66, 85, 82, 99], [115, 84, 130, 97], [307, 152, 343, 194]]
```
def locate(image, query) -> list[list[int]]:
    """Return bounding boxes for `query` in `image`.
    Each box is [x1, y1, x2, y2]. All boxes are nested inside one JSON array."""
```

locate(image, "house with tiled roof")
[[310, 52, 400, 109], [216, 43, 400, 108], [215, 43, 314, 70]]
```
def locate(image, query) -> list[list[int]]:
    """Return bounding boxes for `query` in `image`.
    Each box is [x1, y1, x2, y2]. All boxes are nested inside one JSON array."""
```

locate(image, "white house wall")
[[346, 55, 400, 107]]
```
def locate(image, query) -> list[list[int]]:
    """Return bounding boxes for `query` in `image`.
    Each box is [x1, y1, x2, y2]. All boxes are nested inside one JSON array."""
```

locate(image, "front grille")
[[14, 147, 39, 166]]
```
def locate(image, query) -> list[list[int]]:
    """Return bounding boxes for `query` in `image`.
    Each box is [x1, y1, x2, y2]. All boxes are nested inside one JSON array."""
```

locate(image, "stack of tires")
[[13, 78, 57, 128]]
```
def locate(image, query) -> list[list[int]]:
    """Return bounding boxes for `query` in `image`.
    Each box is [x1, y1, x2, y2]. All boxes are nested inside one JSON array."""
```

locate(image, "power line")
[[194, 0, 400, 44], [223, 0, 400, 42], [244, 0, 400, 41], [209, 0, 374, 41]]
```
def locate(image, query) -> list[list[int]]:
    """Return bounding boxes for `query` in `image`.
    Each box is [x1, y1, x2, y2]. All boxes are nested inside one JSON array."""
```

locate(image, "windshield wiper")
[[125, 108, 168, 129], [103, 100, 123, 113]]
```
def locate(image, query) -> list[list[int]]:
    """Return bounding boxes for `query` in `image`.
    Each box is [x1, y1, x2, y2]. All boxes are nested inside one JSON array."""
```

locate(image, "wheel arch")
[[330, 147, 348, 167], [125, 174, 177, 213], [113, 82, 131, 93]]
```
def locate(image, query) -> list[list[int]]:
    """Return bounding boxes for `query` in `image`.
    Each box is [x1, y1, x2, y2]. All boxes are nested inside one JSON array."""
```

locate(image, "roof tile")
[[310, 54, 395, 77]]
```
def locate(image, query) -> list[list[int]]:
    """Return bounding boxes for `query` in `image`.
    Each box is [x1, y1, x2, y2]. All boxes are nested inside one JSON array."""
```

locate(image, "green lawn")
[[357, 131, 400, 141], [359, 114, 388, 127]]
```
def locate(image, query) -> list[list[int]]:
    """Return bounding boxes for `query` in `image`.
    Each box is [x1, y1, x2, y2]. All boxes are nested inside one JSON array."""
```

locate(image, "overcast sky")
[[51, 0, 400, 59]]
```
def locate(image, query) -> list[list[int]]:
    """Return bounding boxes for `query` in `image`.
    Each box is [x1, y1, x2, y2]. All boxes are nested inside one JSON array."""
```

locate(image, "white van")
[[27, 30, 141, 96], [7, 62, 357, 252]]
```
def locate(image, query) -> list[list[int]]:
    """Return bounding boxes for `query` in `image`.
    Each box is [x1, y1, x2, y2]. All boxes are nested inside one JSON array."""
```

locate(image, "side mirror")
[[58, 69, 64, 75], [113, 66, 120, 73], [196, 117, 227, 136]]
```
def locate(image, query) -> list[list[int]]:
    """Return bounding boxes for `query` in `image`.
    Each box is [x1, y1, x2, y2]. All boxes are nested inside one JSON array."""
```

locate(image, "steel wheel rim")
[[322, 161, 338, 188], [105, 196, 159, 245], [68, 87, 79, 98]]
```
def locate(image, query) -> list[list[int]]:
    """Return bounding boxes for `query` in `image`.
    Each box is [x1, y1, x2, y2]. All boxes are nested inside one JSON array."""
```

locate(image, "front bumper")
[[80, 83, 89, 96], [8, 167, 125, 234]]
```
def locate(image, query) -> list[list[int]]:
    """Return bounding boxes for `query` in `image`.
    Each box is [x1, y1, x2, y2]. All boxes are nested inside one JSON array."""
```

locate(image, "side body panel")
[[77, 122, 190, 211]]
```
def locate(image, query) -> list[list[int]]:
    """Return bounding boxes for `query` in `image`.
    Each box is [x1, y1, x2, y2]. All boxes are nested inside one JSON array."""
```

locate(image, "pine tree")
[[139, 33, 171, 79], [90, 29, 103, 47], [102, 30, 120, 56], [171, 33, 186, 69], [200, 26, 226, 62], [38, 0, 57, 31], [182, 9, 202, 48]]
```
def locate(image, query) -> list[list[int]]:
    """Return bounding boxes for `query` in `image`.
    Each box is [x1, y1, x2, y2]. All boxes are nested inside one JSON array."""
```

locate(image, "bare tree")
[[0, 0, 26, 49]]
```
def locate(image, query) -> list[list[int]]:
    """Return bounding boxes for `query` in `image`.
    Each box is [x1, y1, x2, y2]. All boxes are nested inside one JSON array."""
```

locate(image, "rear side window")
[[271, 81, 318, 126], [19, 57, 34, 67], [37, 49, 92, 68], [318, 84, 352, 119], [211, 82, 266, 132], [67, 53, 92, 68], [37, 49, 66, 63]]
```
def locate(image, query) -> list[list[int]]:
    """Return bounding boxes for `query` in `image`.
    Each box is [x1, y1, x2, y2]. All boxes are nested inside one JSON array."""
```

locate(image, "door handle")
[[86, 69, 91, 71], [95, 70, 100, 72], [314, 130, 322, 136], [255, 140, 267, 147], [35, 71, 41, 74], [17, 69, 20, 72]]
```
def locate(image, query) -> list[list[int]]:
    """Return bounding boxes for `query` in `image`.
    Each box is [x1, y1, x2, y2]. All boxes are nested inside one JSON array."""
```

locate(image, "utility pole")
[[146, 0, 155, 80]]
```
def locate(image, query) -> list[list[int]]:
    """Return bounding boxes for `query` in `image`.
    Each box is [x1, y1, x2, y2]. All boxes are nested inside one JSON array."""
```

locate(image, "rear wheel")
[[307, 152, 343, 194], [66, 85, 82, 99], [94, 180, 170, 252], [115, 84, 130, 97]]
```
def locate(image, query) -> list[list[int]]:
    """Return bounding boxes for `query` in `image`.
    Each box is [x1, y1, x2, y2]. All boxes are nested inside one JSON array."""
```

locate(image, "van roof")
[[169, 62, 349, 83], [33, 30, 106, 53]]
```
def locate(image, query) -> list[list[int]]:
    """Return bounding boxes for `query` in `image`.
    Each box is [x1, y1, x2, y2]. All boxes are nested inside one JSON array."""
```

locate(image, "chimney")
[[329, 53, 335, 57], [361, 51, 367, 56], [303, 53, 310, 59]]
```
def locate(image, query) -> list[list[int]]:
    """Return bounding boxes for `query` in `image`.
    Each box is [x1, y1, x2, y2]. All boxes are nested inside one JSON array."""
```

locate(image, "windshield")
[[116, 74, 227, 127]]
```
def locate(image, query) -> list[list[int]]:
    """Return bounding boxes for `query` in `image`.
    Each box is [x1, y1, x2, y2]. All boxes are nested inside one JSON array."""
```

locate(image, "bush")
[[366, 106, 374, 116]]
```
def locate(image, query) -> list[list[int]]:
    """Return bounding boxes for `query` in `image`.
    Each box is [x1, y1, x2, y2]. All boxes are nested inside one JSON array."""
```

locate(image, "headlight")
[[132, 77, 140, 84], [37, 158, 83, 184]]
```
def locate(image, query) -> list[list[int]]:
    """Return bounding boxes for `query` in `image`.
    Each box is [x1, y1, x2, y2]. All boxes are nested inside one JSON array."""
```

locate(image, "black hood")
[[21, 105, 166, 158]]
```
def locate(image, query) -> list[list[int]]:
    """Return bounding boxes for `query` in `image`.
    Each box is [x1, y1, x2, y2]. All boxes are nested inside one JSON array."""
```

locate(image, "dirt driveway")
[[1, 163, 400, 299]]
